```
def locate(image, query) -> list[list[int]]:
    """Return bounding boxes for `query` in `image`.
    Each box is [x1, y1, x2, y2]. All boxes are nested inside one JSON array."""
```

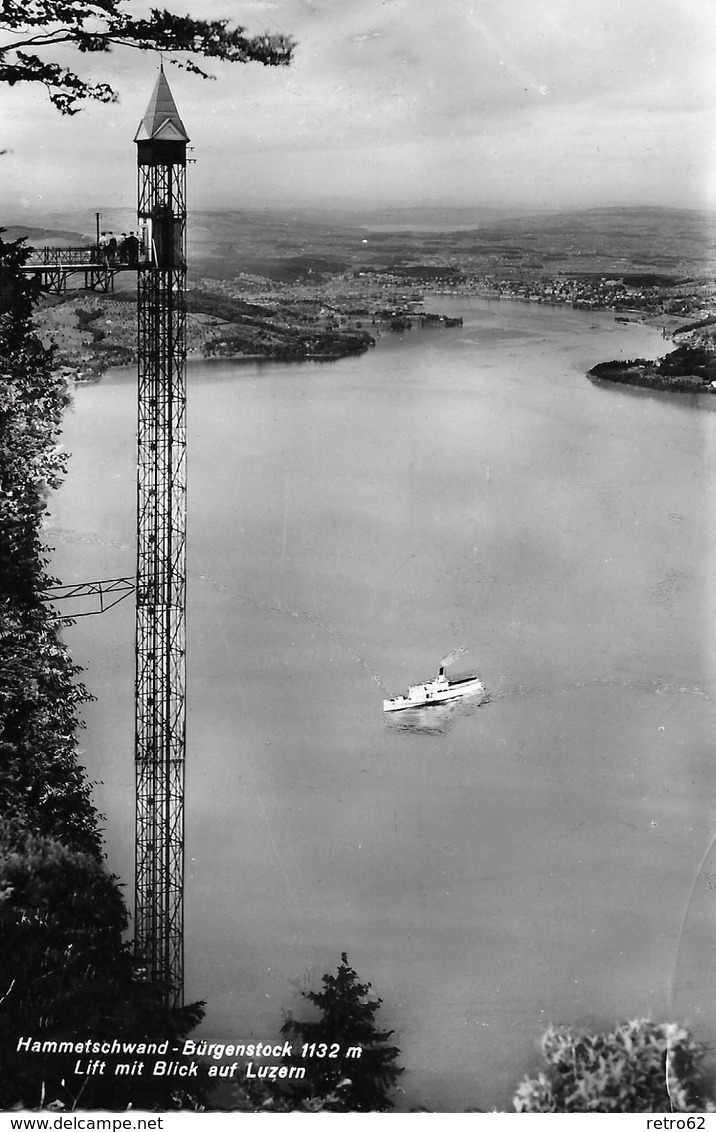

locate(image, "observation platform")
[[23, 245, 148, 294]]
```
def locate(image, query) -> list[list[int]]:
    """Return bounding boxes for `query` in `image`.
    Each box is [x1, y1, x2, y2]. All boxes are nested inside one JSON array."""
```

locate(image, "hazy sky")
[[4, 0, 716, 217]]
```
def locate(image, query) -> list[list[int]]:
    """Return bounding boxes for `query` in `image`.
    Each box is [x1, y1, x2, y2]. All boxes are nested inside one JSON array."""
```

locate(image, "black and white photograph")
[[2, 0, 716, 1118]]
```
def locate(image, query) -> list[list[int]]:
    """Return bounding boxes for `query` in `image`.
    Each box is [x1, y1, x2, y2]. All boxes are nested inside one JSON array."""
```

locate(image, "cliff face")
[[0, 234, 206, 1112]]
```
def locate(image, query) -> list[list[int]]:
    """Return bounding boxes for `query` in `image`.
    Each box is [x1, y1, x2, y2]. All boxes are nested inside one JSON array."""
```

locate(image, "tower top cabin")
[[134, 67, 188, 263], [134, 66, 190, 167]]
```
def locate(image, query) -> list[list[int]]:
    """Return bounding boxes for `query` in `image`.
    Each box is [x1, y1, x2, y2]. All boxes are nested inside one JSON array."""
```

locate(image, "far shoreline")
[[68, 294, 676, 386]]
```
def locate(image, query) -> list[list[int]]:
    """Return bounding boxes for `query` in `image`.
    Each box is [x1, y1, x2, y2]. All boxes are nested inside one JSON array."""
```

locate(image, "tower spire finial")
[[135, 66, 189, 147]]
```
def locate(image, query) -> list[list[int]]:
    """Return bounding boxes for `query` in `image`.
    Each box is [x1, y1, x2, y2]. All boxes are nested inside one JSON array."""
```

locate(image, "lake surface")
[[49, 298, 716, 1111]]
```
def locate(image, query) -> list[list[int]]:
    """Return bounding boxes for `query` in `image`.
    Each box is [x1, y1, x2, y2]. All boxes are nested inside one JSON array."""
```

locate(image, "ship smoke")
[[440, 646, 468, 670]]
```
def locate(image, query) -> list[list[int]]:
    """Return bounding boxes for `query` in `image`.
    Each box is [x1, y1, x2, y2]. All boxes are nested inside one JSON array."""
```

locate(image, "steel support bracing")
[[134, 136, 187, 1007]]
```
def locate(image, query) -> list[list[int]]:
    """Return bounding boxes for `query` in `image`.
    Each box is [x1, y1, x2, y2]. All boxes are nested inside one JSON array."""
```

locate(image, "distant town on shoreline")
[[8, 203, 716, 387]]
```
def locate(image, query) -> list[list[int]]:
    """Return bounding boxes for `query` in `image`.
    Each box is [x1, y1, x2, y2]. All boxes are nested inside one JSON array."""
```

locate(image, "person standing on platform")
[[125, 231, 140, 267]]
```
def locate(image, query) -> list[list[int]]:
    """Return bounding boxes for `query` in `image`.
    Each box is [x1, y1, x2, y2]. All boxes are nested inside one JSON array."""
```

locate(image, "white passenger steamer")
[[383, 659, 486, 713]]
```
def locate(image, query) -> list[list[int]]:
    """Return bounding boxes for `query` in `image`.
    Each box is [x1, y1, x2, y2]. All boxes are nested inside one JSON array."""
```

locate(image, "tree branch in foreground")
[[0, 4, 295, 113]]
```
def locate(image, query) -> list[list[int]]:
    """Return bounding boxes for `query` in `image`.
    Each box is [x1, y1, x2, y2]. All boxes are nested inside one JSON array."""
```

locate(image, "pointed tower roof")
[[134, 67, 190, 144]]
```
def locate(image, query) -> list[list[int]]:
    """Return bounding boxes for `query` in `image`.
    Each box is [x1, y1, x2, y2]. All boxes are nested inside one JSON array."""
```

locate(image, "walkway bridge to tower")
[[23, 241, 150, 294]]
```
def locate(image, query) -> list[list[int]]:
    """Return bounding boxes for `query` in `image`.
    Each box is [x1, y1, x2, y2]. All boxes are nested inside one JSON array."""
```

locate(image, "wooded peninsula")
[[588, 344, 716, 394]]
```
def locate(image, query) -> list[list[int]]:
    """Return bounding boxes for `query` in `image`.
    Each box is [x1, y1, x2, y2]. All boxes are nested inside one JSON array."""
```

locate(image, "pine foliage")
[[278, 953, 403, 1112]]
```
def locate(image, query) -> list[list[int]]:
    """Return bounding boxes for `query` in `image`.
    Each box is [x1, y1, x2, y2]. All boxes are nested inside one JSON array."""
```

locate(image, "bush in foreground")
[[514, 1019, 714, 1113]]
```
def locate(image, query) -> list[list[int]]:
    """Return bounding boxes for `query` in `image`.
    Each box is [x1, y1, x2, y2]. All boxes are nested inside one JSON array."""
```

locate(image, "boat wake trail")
[[47, 527, 134, 554], [195, 571, 389, 693], [493, 677, 716, 703], [48, 529, 716, 706], [48, 527, 387, 689]]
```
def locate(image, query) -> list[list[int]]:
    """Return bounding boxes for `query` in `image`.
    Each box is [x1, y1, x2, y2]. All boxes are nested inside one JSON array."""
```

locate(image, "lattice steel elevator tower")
[[134, 69, 189, 1006]]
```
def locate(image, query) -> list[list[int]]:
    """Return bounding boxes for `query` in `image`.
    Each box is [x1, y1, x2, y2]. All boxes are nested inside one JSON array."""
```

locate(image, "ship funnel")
[[440, 646, 468, 670]]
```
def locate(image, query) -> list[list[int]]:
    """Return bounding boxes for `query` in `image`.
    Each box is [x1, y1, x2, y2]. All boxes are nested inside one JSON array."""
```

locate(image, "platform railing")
[[26, 244, 149, 267], [25, 246, 98, 266]]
